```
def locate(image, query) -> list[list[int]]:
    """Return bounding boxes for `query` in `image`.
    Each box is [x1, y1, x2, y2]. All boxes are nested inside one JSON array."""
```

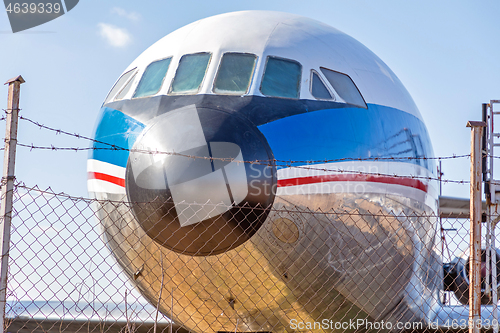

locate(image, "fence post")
[[467, 120, 486, 333], [0, 75, 24, 332]]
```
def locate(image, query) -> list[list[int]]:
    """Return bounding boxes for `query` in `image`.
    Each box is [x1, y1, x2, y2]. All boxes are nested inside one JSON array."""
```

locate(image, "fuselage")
[[88, 11, 440, 332]]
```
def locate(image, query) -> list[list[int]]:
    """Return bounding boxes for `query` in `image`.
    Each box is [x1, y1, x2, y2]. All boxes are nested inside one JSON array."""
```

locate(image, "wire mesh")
[[4, 182, 499, 333]]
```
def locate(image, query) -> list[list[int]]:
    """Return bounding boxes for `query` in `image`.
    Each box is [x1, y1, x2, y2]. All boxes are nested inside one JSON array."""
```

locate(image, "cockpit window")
[[311, 71, 333, 100], [133, 57, 172, 98], [104, 68, 137, 103], [213, 53, 257, 95], [320, 67, 367, 108], [260, 56, 301, 99], [170, 53, 211, 94], [114, 72, 137, 101]]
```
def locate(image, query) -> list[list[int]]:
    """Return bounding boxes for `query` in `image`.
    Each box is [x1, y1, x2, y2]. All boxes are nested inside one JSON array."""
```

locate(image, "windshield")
[[133, 57, 172, 98], [260, 56, 301, 99], [170, 53, 211, 94], [213, 53, 257, 95]]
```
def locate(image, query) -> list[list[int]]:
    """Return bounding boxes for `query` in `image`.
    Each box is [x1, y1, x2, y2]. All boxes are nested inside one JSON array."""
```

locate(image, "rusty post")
[[0, 76, 24, 333], [467, 120, 486, 333]]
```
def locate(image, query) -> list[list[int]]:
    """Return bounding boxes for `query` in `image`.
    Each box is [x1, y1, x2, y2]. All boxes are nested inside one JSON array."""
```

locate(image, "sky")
[[1, 0, 500, 307]]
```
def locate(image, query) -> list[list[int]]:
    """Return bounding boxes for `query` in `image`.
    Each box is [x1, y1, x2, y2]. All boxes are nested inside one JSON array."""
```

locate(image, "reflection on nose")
[[126, 105, 276, 256], [169, 142, 248, 227], [129, 107, 248, 226]]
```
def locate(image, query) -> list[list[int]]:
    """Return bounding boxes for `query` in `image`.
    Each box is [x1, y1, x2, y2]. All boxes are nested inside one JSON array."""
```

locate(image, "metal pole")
[[0, 76, 24, 333], [170, 287, 173, 333], [467, 120, 486, 333], [483, 103, 492, 301], [487, 209, 492, 298], [483, 104, 488, 184], [490, 101, 499, 333], [492, 216, 498, 333], [489, 103, 495, 204]]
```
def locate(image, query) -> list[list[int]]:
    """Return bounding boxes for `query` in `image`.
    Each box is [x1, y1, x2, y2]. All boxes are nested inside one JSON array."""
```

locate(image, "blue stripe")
[[257, 104, 435, 173], [91, 104, 435, 175], [90, 107, 145, 168]]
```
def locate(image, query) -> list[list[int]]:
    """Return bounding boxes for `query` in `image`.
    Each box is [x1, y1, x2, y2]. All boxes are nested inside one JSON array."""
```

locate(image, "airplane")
[[86, 10, 499, 332]]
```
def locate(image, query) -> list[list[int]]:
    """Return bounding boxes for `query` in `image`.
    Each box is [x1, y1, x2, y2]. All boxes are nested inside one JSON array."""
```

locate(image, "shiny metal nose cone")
[[125, 105, 276, 256]]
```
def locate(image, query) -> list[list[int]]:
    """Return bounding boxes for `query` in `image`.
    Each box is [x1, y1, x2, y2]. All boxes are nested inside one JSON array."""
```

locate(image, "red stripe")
[[277, 174, 427, 192], [88, 172, 125, 187], [88, 172, 427, 192]]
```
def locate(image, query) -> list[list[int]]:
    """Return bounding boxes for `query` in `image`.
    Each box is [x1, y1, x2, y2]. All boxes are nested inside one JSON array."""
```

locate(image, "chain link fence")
[[3, 182, 496, 333]]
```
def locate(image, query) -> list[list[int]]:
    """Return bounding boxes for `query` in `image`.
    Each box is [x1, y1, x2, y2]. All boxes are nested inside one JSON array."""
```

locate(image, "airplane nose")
[[125, 105, 276, 256]]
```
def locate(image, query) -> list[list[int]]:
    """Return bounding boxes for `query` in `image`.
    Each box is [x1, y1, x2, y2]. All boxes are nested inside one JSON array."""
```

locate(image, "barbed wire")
[[1, 114, 473, 184], [18, 114, 115, 148], [18, 143, 95, 152], [15, 113, 500, 184], [17, 113, 470, 160], [7, 112, 500, 164], [16, 142, 472, 184], [0, 108, 20, 117], [15, 141, 469, 161]]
